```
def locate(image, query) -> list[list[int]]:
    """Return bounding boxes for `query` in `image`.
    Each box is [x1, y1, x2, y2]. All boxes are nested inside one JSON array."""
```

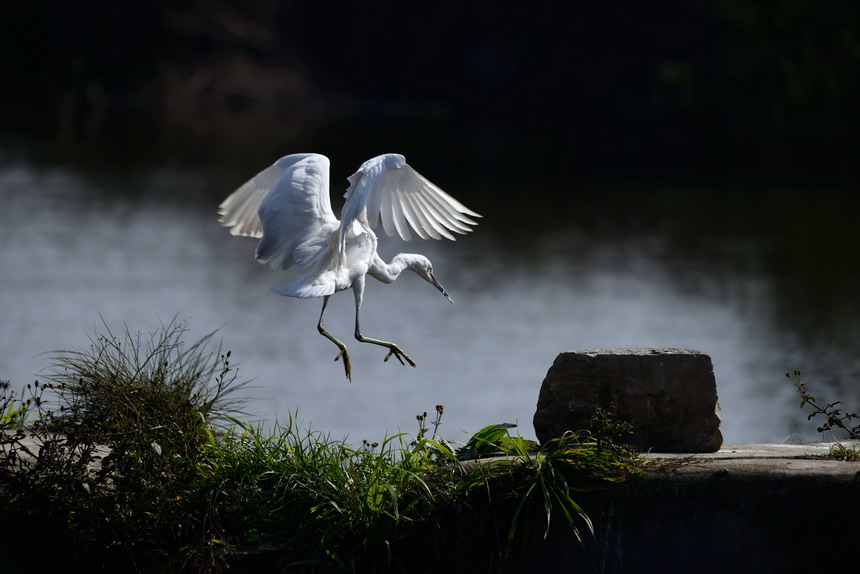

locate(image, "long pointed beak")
[[429, 272, 454, 304]]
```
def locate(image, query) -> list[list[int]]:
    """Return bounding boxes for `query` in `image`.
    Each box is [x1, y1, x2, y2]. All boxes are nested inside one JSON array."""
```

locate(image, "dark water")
[[1, 157, 858, 444]]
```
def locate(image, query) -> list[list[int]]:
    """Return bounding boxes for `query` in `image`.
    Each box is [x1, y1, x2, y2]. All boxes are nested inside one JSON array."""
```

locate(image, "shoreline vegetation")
[[3, 319, 856, 572], [0, 318, 644, 573]]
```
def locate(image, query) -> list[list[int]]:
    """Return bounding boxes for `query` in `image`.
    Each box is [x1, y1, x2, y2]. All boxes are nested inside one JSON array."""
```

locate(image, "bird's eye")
[[427, 266, 433, 274]]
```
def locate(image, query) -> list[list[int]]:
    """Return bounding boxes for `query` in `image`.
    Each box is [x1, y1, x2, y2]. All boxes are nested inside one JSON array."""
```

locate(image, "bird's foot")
[[334, 347, 352, 381], [383, 345, 416, 368]]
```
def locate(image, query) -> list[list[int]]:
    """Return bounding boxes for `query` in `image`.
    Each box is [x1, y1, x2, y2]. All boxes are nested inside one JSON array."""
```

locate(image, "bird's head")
[[405, 254, 453, 304]]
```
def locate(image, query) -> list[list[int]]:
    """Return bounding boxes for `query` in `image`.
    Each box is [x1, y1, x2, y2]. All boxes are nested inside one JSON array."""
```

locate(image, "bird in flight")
[[218, 153, 481, 381]]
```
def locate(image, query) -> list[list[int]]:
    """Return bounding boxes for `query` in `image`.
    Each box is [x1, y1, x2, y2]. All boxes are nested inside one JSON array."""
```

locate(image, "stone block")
[[533, 348, 722, 452]]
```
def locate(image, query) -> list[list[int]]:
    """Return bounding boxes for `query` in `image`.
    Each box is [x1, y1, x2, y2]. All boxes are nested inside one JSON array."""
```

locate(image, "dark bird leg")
[[317, 295, 352, 381], [352, 277, 416, 368]]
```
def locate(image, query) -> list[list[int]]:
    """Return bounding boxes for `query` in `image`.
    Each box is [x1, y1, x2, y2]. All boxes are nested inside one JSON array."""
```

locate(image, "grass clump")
[[196, 412, 642, 572], [0, 317, 246, 572], [828, 442, 860, 462], [47, 316, 245, 435], [198, 418, 444, 571], [0, 318, 645, 573]]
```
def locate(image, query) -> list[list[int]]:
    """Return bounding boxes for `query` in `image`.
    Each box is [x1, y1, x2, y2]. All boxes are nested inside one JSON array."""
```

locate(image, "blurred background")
[[1, 1, 858, 444]]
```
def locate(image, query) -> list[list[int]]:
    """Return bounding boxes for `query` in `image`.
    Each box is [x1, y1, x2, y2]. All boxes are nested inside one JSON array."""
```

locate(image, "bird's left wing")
[[339, 154, 481, 255]]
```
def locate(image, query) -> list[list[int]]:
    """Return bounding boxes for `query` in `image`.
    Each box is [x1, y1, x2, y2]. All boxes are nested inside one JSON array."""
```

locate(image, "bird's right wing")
[[219, 154, 309, 238], [339, 154, 481, 256], [218, 153, 339, 272]]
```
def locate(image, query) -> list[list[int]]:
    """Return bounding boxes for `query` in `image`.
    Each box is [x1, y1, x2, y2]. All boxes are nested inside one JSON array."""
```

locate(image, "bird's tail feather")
[[272, 280, 336, 299]]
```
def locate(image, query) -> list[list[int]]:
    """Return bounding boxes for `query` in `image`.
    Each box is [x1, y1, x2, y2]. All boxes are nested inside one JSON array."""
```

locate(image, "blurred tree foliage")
[[1, 0, 858, 181]]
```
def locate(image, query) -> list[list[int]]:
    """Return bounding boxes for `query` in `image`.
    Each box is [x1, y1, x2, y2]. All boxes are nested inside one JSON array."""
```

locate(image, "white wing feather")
[[219, 154, 314, 237], [339, 153, 481, 255], [218, 153, 339, 273]]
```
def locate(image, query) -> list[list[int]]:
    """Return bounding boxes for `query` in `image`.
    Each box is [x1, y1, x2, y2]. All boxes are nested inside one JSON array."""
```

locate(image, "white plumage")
[[218, 153, 480, 380]]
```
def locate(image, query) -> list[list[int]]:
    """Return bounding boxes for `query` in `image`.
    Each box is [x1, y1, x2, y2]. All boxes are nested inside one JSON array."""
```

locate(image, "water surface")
[[1, 161, 858, 444]]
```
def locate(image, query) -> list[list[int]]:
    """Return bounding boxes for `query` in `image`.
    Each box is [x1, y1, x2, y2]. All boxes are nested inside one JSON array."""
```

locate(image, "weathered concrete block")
[[533, 348, 722, 452]]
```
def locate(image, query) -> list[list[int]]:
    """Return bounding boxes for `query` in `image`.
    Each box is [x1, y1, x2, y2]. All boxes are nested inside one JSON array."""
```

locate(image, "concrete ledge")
[[646, 442, 860, 476], [528, 442, 860, 573]]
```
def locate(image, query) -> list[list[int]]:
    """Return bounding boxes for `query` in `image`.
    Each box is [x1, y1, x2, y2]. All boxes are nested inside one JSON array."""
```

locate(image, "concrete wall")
[[526, 449, 860, 573]]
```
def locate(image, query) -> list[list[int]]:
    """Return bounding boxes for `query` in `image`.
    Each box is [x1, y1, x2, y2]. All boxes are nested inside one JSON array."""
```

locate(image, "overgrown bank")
[[0, 319, 644, 573]]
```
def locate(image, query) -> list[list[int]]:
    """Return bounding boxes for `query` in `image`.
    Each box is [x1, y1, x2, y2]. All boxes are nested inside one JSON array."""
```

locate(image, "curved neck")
[[368, 253, 413, 284]]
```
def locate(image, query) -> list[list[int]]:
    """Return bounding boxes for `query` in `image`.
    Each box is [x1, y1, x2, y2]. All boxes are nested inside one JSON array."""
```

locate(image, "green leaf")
[[456, 423, 517, 460]]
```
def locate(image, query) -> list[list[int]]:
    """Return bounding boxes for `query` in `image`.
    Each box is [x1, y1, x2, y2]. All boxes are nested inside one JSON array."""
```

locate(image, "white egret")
[[218, 153, 481, 381]]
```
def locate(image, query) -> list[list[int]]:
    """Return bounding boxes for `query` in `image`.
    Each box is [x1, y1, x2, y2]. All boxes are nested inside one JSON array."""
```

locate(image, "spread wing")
[[218, 154, 311, 238], [338, 153, 481, 254], [218, 153, 339, 273]]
